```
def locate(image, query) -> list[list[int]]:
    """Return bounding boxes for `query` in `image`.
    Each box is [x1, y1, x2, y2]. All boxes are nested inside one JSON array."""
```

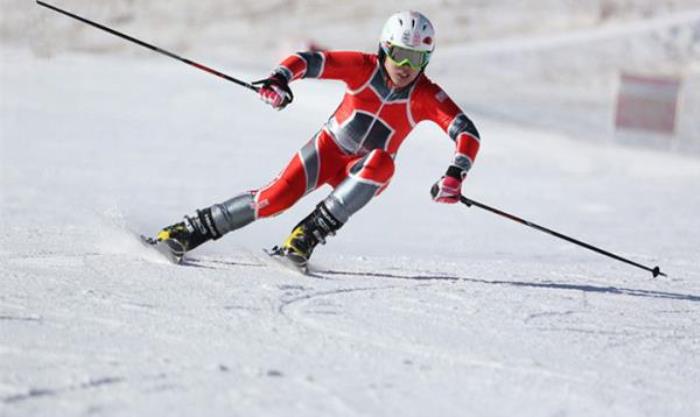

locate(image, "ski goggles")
[[385, 44, 430, 70]]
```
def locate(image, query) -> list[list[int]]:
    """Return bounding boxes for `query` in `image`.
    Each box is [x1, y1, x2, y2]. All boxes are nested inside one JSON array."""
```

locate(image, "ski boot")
[[145, 209, 222, 262], [270, 202, 343, 270]]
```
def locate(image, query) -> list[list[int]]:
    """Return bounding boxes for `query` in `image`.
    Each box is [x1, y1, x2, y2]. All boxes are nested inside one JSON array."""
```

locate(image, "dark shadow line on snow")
[[0, 315, 42, 323], [180, 260, 218, 270], [3, 388, 57, 404], [183, 258, 265, 270], [318, 270, 700, 303], [2, 377, 124, 404], [319, 270, 459, 281]]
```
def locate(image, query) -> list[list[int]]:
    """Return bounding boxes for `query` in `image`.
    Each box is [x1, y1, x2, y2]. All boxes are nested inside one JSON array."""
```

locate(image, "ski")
[[139, 235, 185, 264], [263, 246, 311, 276]]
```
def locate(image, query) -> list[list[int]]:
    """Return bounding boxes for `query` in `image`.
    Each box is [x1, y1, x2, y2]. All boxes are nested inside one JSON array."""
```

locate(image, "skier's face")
[[384, 58, 420, 88]]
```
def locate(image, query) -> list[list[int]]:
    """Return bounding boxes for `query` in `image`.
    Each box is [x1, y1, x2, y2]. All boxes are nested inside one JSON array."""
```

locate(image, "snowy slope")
[[10, 0, 698, 154], [2, 1, 700, 415], [2, 44, 700, 417]]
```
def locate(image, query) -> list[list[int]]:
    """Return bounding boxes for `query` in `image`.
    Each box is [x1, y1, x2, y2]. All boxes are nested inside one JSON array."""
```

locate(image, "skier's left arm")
[[414, 86, 481, 203]]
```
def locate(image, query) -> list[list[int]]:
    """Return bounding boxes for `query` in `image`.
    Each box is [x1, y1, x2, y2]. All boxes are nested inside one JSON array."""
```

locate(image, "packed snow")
[[2, 1, 700, 416]]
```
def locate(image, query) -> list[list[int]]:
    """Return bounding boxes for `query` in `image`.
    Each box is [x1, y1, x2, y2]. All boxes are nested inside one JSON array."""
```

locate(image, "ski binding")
[[263, 246, 310, 275]]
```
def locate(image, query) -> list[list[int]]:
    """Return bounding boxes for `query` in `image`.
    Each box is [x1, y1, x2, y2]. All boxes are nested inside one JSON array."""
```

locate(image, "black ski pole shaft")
[[36, 1, 260, 93], [459, 195, 666, 278]]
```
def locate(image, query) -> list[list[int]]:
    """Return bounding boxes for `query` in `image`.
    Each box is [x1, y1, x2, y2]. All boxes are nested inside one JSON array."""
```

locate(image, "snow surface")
[[2, 2, 700, 416]]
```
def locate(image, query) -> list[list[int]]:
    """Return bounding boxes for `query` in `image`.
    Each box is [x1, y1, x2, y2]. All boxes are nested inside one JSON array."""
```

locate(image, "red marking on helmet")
[[423, 36, 433, 45]]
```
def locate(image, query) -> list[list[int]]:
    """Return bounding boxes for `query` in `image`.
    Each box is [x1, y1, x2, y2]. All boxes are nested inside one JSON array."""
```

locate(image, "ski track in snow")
[[2, 40, 700, 417], [4, 245, 698, 415]]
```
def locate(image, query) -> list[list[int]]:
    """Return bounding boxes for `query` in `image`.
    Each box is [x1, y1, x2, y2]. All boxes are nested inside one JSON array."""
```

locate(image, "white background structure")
[[2, 1, 699, 416]]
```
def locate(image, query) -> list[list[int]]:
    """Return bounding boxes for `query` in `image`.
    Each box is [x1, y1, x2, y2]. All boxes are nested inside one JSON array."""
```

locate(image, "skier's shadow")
[[318, 270, 700, 303]]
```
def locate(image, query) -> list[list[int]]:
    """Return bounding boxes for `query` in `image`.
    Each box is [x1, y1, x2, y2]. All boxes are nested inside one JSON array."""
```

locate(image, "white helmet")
[[380, 11, 435, 54]]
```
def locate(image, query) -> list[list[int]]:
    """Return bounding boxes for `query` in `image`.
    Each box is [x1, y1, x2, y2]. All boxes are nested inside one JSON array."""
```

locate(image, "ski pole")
[[445, 189, 666, 278], [35, 1, 260, 93]]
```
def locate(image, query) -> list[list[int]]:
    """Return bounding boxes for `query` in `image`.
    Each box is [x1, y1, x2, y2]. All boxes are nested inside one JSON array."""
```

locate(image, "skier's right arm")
[[255, 51, 373, 109], [274, 51, 371, 86]]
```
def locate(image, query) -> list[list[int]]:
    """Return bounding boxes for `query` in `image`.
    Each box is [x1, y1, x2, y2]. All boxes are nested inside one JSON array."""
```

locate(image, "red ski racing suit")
[[200, 50, 481, 240]]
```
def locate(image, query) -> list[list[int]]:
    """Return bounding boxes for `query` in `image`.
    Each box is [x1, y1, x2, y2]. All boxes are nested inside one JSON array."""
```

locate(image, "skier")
[[149, 10, 481, 268]]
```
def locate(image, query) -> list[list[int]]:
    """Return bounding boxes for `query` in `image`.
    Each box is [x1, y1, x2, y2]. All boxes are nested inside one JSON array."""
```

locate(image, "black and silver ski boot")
[[275, 202, 343, 268], [149, 208, 222, 257]]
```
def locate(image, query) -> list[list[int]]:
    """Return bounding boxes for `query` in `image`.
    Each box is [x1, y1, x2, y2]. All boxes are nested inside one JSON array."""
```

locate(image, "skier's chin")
[[384, 60, 419, 88], [390, 74, 417, 88]]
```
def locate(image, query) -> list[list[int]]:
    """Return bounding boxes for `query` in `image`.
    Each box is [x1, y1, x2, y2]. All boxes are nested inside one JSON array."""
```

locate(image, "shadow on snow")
[[318, 270, 700, 303]]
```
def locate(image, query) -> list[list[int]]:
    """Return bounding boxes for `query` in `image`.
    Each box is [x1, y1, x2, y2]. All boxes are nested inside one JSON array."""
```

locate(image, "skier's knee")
[[354, 149, 395, 184]]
